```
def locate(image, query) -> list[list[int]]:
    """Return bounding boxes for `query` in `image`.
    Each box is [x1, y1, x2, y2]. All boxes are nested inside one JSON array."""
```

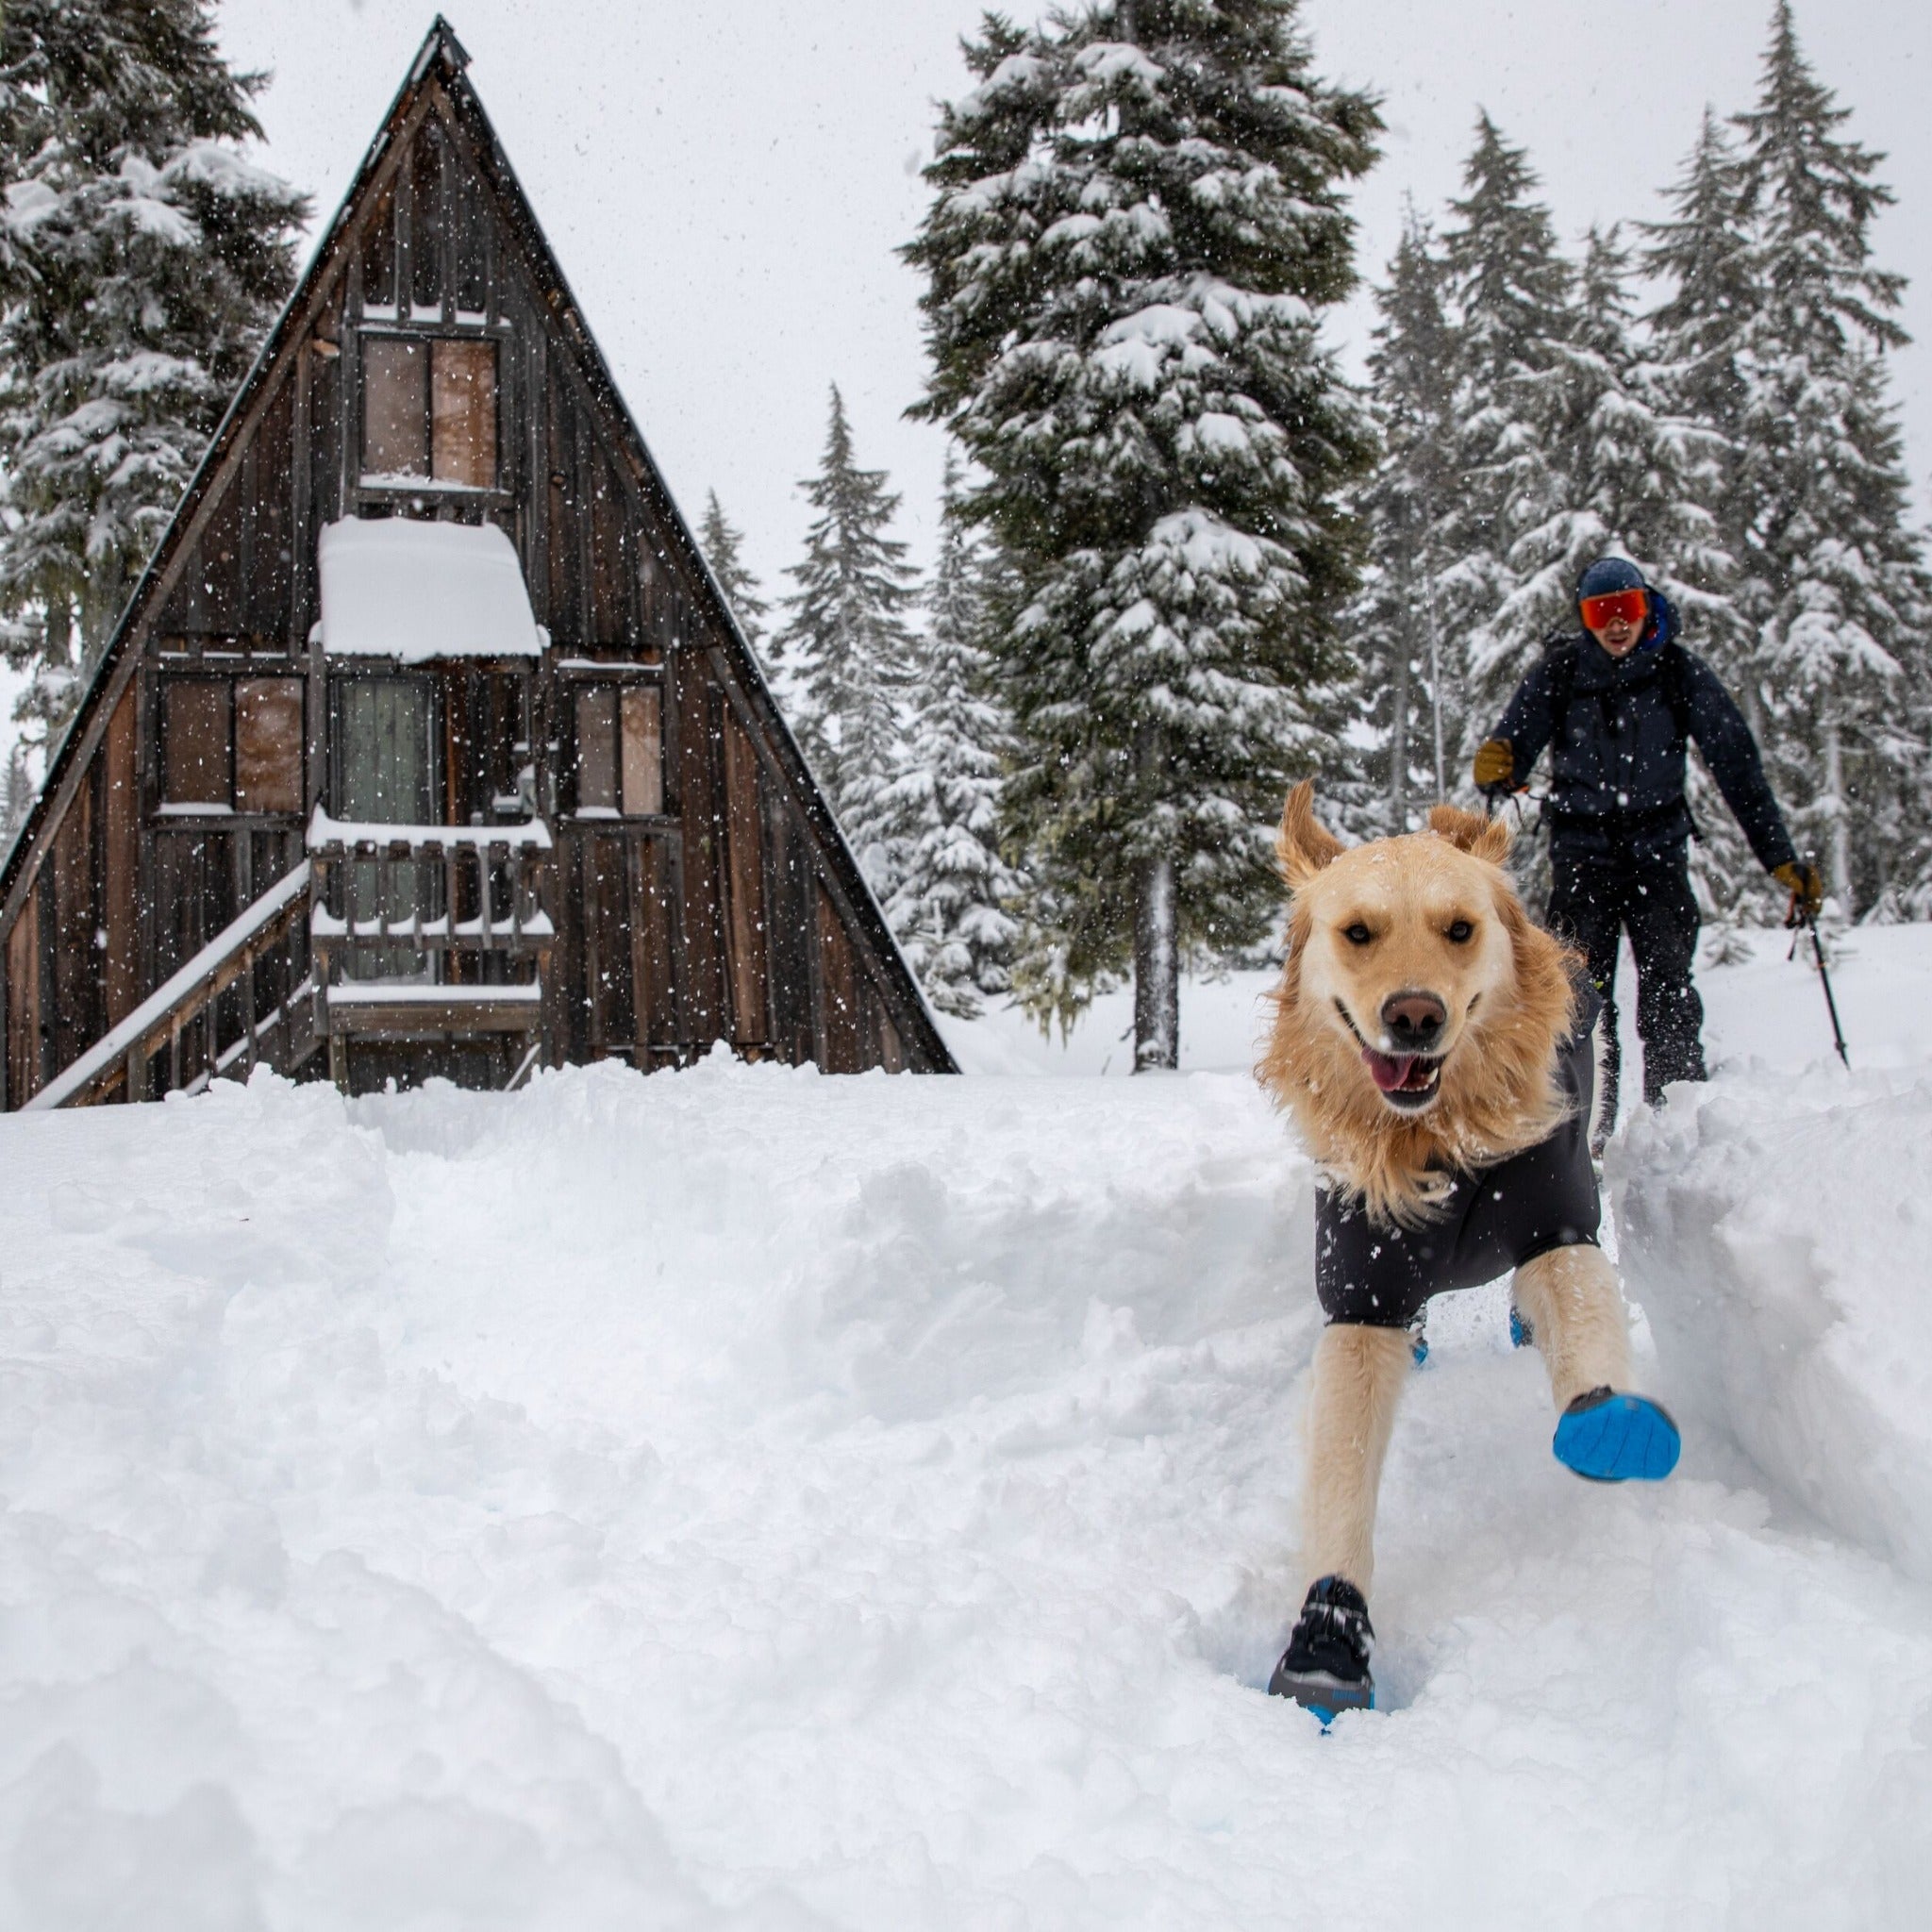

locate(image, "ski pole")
[[1786, 907, 1850, 1069]]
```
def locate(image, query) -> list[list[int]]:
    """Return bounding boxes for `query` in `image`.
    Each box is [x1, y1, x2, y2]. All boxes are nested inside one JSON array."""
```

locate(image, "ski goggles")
[[1578, 588, 1649, 632]]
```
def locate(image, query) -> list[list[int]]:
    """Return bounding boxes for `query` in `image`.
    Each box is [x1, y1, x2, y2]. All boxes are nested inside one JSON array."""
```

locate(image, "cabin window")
[[361, 336, 497, 488], [620, 686, 663, 816], [161, 677, 307, 814], [235, 679, 306, 813], [362, 339, 426, 478], [573, 684, 661, 817], [431, 341, 496, 488], [161, 680, 231, 807]]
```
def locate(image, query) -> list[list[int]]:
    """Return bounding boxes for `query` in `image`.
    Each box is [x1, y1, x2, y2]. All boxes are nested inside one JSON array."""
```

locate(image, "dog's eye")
[[1342, 922, 1374, 946], [1446, 919, 1474, 944]]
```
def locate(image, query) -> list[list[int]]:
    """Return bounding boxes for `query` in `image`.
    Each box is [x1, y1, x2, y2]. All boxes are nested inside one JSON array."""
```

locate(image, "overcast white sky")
[[215, 0, 1931, 600]]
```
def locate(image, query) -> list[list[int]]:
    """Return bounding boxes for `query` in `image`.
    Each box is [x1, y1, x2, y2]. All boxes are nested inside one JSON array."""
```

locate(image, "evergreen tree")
[[884, 456, 1022, 1017], [1436, 114, 1578, 770], [1440, 123, 1760, 921], [1349, 208, 1457, 830], [0, 740, 37, 853], [0, 0, 308, 745], [1636, 125, 1787, 931], [907, 0, 1379, 1066], [1560, 225, 1730, 604], [775, 386, 921, 897], [1555, 225, 1768, 921], [1727, 0, 1929, 915], [698, 490, 772, 665], [1642, 108, 1759, 693]]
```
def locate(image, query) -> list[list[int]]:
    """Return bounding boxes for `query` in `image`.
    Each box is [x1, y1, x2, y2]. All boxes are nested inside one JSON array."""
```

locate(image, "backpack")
[[1538, 631, 1695, 743]]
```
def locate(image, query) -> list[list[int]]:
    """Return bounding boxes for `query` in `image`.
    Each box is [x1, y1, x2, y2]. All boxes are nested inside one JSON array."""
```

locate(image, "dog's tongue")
[[1362, 1047, 1418, 1093]]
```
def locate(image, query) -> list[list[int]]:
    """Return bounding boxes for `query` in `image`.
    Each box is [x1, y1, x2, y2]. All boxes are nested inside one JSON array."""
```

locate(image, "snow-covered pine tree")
[[1727, 0, 1931, 916], [0, 740, 38, 853], [884, 456, 1023, 1017], [1435, 115, 1579, 775], [1349, 208, 1458, 831], [1556, 225, 1767, 923], [1440, 122, 1757, 923], [1642, 108, 1759, 695], [907, 0, 1379, 1067], [1561, 226, 1731, 605], [1638, 110, 1769, 935], [774, 386, 922, 899], [698, 490, 772, 666], [1647, 101, 1839, 944], [0, 0, 308, 745], [1624, 118, 1781, 937]]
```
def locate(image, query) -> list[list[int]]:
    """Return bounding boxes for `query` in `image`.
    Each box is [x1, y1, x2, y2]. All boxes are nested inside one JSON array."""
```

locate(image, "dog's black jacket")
[[1315, 983, 1603, 1330]]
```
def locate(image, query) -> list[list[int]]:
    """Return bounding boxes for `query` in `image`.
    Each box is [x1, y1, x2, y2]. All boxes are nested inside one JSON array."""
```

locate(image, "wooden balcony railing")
[[306, 808, 554, 966], [306, 811, 555, 1079]]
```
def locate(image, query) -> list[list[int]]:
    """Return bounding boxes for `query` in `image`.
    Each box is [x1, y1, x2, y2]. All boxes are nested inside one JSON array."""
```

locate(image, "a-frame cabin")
[[0, 18, 954, 1108]]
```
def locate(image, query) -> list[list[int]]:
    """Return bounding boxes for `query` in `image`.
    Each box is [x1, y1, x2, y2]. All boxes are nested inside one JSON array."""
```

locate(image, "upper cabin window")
[[362, 336, 497, 490], [573, 684, 662, 818]]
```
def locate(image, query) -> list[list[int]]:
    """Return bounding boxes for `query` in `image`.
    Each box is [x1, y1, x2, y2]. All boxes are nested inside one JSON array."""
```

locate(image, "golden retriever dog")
[[1256, 783, 1678, 1721]]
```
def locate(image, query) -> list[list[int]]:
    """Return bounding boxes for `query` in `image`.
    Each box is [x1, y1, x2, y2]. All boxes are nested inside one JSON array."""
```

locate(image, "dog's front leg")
[[1270, 1322, 1411, 1716], [1511, 1243, 1632, 1411], [1513, 1243, 1681, 1482], [1300, 1320, 1413, 1598]]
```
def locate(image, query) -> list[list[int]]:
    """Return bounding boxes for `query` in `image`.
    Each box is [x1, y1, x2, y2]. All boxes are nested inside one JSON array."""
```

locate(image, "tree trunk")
[[1389, 617, 1410, 830], [1423, 544, 1447, 802], [1133, 847, 1178, 1072], [1822, 714, 1854, 911]]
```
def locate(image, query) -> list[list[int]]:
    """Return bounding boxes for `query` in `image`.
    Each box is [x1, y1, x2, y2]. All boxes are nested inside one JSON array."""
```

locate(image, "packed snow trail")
[[3, 932, 1932, 1927]]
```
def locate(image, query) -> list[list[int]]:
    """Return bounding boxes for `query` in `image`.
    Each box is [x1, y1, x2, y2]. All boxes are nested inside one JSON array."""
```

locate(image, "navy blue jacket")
[[1493, 606, 1797, 872]]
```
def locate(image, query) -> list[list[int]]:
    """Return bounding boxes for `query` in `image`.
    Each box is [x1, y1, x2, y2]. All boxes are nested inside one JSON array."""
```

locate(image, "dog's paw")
[[1553, 1389, 1680, 1482]]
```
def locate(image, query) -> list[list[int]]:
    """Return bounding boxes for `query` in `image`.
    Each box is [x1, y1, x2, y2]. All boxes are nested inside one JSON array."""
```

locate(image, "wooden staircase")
[[26, 862, 320, 1110], [30, 814, 555, 1109]]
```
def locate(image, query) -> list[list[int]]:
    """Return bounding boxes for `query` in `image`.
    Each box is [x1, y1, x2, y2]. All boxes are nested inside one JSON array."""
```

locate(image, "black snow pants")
[[1546, 849, 1705, 1120]]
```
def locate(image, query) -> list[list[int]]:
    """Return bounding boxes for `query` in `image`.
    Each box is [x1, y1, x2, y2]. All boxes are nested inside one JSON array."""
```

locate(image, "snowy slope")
[[3, 932, 1932, 1928]]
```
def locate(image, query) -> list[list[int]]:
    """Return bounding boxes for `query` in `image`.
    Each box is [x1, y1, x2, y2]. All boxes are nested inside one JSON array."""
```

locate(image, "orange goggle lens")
[[1579, 588, 1649, 632]]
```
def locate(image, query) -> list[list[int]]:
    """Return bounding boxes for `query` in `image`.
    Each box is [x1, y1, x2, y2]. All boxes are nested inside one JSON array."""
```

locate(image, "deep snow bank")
[[1616, 1064, 1932, 1580], [4, 927, 1932, 1928]]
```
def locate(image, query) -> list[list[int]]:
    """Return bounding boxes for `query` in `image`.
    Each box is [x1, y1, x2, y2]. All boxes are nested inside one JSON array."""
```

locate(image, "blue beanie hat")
[[1576, 556, 1674, 652], [1576, 557, 1647, 600]]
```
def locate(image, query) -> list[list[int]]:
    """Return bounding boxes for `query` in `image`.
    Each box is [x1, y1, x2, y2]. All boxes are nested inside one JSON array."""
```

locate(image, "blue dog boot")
[[1269, 1576, 1375, 1724], [1407, 1312, 1429, 1369], [1509, 1303, 1535, 1350], [1554, 1388, 1680, 1482]]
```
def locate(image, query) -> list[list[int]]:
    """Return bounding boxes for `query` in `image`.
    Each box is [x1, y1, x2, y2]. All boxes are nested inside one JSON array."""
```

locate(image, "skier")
[[1472, 558, 1822, 1130]]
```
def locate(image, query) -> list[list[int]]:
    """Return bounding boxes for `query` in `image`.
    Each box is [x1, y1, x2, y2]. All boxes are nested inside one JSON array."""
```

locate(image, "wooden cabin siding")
[[0, 23, 952, 1105], [103, 688, 141, 1027], [815, 885, 861, 1075], [720, 703, 770, 1050], [49, 781, 98, 1074]]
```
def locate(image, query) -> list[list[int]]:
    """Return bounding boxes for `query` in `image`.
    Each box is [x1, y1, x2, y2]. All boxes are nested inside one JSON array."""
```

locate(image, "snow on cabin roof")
[[314, 517, 546, 660]]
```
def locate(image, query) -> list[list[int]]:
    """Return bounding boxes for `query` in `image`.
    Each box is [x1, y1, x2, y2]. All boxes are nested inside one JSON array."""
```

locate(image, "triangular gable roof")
[[2, 15, 952, 1072]]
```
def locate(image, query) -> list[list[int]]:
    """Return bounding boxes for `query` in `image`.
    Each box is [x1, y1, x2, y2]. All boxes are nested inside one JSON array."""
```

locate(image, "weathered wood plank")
[[815, 882, 859, 1075], [720, 704, 769, 1047], [103, 686, 140, 1026]]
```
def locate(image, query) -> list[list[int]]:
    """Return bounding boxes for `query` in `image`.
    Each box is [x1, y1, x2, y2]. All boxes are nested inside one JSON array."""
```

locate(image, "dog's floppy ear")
[[1427, 802, 1513, 867], [1277, 781, 1345, 887]]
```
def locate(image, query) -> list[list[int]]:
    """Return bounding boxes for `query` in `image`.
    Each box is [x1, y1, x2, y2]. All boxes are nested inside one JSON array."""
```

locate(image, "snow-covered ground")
[[4, 926, 1932, 1928]]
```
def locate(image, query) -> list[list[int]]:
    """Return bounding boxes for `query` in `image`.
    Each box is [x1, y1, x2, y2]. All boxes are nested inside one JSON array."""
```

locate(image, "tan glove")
[[1774, 860, 1824, 922], [1473, 738, 1515, 792]]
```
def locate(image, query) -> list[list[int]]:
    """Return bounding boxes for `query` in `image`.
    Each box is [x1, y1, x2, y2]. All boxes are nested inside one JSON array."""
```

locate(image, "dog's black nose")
[[1381, 991, 1446, 1046]]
